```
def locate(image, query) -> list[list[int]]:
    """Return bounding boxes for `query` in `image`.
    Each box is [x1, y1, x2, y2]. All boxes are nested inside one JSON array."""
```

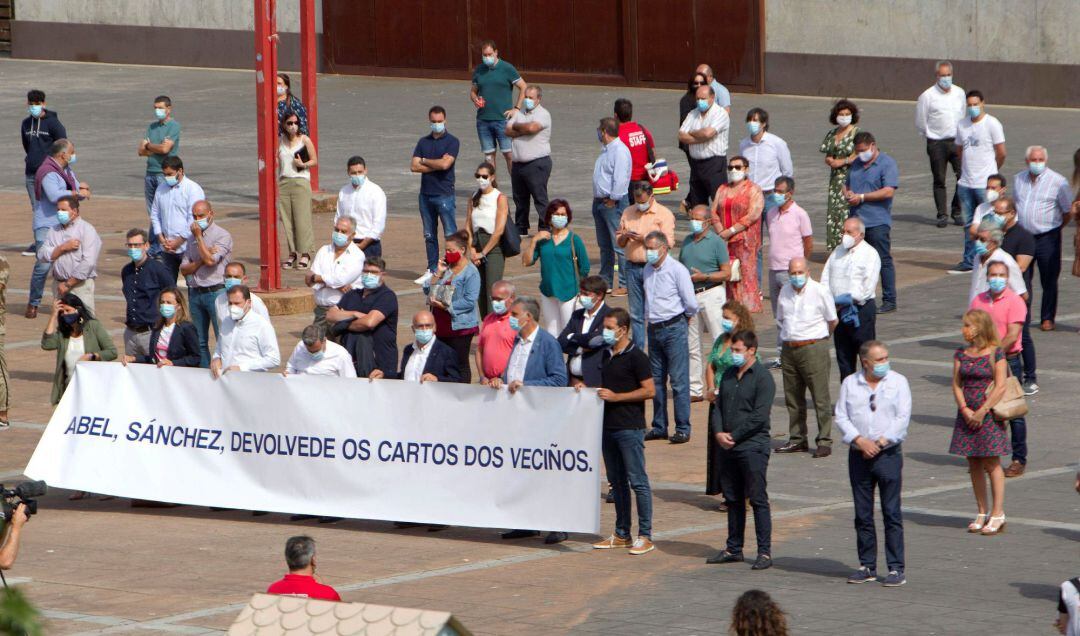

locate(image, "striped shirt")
[[1012, 168, 1073, 234]]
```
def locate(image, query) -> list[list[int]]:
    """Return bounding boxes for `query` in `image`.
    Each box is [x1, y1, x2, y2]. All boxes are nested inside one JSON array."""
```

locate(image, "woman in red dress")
[[710, 155, 764, 313]]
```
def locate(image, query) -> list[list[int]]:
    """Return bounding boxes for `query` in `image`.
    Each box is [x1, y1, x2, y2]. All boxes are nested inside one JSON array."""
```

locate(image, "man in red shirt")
[[968, 261, 1029, 477], [266, 536, 341, 601], [615, 99, 655, 183], [477, 280, 518, 383]]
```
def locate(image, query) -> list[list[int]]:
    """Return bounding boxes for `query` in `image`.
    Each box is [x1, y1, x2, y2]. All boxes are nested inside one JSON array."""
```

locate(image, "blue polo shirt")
[[846, 151, 899, 228], [412, 132, 460, 197]]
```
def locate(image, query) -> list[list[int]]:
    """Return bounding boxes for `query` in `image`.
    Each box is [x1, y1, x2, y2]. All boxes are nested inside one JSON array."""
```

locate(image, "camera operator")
[[0, 503, 29, 570]]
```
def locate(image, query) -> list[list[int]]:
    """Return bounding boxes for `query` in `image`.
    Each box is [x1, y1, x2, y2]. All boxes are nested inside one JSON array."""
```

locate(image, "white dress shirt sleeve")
[[370, 184, 387, 239], [889, 374, 912, 443], [915, 90, 930, 137], [238, 318, 280, 372], [855, 245, 881, 303], [777, 137, 794, 178], [285, 342, 304, 374], [834, 376, 859, 444], [819, 284, 838, 322]]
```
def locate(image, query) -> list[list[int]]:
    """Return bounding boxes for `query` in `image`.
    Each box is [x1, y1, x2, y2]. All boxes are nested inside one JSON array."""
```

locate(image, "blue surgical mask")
[[767, 192, 787, 208], [731, 352, 747, 367], [28, 105, 43, 118], [690, 220, 705, 233], [196, 218, 210, 231], [311, 349, 325, 361], [973, 240, 989, 255], [602, 328, 618, 345], [430, 122, 445, 134], [988, 277, 1007, 293], [645, 249, 660, 265], [579, 295, 595, 310], [361, 273, 381, 289], [491, 299, 508, 315], [128, 248, 144, 262], [967, 105, 981, 119], [747, 121, 761, 136], [332, 231, 350, 248], [56, 211, 71, 225], [790, 274, 807, 289], [857, 149, 874, 163], [872, 362, 890, 378], [155, 107, 167, 120], [350, 174, 366, 188], [938, 75, 953, 90], [483, 55, 497, 67], [68, 154, 77, 165], [164, 175, 178, 187], [415, 329, 434, 345], [159, 303, 176, 319], [988, 213, 1004, 226], [551, 215, 568, 229], [696, 99, 709, 112], [509, 316, 522, 332], [721, 319, 735, 333], [1028, 161, 1046, 176], [523, 98, 535, 111], [224, 277, 243, 290]]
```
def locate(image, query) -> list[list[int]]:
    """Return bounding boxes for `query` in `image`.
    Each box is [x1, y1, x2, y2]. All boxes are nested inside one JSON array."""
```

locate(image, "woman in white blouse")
[[465, 161, 510, 316]]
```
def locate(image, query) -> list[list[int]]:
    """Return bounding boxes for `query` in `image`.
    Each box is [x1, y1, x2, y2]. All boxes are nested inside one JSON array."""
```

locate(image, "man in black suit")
[[558, 275, 612, 389], [370, 310, 461, 383]]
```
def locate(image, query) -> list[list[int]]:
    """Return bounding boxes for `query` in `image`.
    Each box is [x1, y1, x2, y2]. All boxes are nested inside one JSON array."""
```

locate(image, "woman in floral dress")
[[704, 301, 756, 505], [819, 99, 860, 251], [949, 309, 1009, 536], [710, 156, 764, 312]]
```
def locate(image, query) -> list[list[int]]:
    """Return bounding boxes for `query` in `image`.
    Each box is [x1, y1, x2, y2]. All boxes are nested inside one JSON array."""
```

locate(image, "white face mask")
[[984, 188, 1001, 203], [476, 177, 491, 190], [727, 169, 746, 183], [836, 114, 853, 127], [857, 149, 874, 163], [228, 305, 246, 321], [636, 200, 651, 211], [841, 234, 857, 250]]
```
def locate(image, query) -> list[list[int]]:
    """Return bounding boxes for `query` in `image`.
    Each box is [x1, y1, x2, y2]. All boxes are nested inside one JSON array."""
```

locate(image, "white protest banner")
[[25, 363, 603, 533]]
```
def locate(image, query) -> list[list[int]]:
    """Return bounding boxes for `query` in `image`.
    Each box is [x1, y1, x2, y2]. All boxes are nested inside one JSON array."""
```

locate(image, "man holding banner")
[[211, 285, 280, 377]]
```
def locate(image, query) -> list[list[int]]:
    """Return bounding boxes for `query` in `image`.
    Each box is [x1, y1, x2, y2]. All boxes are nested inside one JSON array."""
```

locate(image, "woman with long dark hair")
[[425, 231, 481, 383], [277, 110, 318, 270], [729, 589, 788, 636], [465, 161, 509, 316], [275, 72, 309, 135], [41, 293, 116, 407]]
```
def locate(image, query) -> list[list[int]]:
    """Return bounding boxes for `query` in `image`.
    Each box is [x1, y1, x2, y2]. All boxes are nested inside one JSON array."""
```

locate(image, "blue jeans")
[[189, 287, 223, 368], [592, 196, 628, 289], [1019, 290, 1037, 383], [418, 193, 458, 271], [863, 225, 896, 306], [624, 262, 645, 347], [601, 428, 652, 539], [25, 175, 37, 242], [957, 185, 985, 269], [648, 318, 691, 436], [144, 174, 165, 255], [1006, 355, 1027, 464], [849, 444, 904, 573], [475, 119, 511, 155], [28, 227, 52, 307]]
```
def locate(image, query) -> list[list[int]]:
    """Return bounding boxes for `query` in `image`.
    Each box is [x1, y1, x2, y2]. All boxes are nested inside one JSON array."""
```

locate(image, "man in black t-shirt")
[[994, 197, 1039, 400], [326, 257, 398, 378], [590, 308, 657, 556]]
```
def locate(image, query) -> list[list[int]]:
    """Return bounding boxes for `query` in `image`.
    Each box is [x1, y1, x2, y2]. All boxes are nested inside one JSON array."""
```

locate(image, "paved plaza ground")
[[0, 59, 1078, 635]]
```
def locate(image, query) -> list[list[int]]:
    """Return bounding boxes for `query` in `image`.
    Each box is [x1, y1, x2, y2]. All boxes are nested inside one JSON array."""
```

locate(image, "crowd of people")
[[2, 46, 1080, 593]]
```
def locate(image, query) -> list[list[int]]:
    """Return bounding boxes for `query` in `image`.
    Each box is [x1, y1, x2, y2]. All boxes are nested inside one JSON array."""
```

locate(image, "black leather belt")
[[126, 324, 151, 334], [694, 282, 720, 293], [649, 315, 684, 329], [191, 284, 225, 293]]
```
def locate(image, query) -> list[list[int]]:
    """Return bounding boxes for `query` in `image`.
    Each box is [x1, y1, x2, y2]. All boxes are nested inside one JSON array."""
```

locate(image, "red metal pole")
[[255, 0, 281, 291], [300, 0, 319, 191]]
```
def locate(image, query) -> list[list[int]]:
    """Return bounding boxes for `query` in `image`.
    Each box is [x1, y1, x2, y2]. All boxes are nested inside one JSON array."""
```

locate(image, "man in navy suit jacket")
[[370, 311, 462, 383], [558, 275, 612, 388]]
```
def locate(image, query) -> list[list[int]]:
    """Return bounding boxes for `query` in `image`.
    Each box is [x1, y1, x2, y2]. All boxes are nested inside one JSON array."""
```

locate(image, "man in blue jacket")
[[21, 89, 67, 256], [371, 311, 461, 383], [558, 276, 612, 389]]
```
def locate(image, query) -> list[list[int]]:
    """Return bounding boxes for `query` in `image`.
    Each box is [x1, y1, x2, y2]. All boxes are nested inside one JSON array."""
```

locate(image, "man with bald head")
[[775, 257, 838, 458], [694, 63, 731, 113], [477, 280, 518, 384], [371, 310, 461, 383], [821, 216, 881, 379], [180, 199, 233, 367]]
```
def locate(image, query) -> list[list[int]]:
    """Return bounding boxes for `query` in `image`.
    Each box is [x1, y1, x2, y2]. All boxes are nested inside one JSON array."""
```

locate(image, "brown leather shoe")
[[774, 442, 809, 454], [1004, 461, 1026, 478], [1041, 320, 1055, 331], [24, 305, 38, 319], [813, 446, 833, 458]]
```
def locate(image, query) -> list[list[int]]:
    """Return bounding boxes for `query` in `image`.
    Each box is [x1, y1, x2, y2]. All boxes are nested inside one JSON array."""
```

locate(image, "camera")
[[1, 481, 47, 524]]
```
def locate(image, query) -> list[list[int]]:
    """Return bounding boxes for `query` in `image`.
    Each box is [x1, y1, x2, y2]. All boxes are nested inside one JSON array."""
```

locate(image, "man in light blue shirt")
[[642, 231, 699, 444], [696, 64, 732, 112], [592, 117, 632, 294], [150, 155, 205, 282], [834, 340, 910, 588]]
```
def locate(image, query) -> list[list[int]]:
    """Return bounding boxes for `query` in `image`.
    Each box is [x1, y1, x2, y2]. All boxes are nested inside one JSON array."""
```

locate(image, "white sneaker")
[[413, 270, 434, 286]]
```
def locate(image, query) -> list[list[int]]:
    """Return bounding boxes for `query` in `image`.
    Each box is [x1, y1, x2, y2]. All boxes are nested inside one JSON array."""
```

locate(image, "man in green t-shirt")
[[469, 40, 527, 175], [137, 95, 181, 255]]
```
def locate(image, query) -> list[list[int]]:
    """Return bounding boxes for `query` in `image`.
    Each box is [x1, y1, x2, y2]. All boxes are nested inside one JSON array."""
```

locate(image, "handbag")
[[499, 223, 521, 257], [728, 258, 742, 283], [989, 360, 1028, 421]]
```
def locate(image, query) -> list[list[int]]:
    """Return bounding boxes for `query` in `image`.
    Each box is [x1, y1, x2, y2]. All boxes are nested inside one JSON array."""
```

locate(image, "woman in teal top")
[[704, 300, 757, 503], [523, 199, 589, 336]]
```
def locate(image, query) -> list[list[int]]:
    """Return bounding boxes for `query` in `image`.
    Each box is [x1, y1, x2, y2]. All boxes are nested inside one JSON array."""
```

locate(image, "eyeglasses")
[[869, 393, 877, 412]]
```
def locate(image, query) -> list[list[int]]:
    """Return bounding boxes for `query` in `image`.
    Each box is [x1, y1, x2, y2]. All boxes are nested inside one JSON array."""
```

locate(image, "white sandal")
[[967, 513, 987, 533], [980, 515, 1006, 536]]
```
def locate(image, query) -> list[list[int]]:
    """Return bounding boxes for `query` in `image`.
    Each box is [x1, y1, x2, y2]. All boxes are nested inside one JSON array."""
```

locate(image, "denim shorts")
[[476, 118, 511, 154]]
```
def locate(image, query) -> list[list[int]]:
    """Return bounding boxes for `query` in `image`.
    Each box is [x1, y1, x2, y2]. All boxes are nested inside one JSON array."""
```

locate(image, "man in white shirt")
[[506, 85, 553, 235], [284, 323, 356, 378], [335, 156, 387, 260], [211, 285, 280, 377], [821, 217, 881, 380], [915, 61, 966, 227], [969, 220, 1026, 304], [774, 258, 837, 458], [678, 84, 730, 209], [1058, 576, 1080, 636], [150, 155, 205, 281], [307, 216, 365, 328], [950, 90, 1006, 274], [834, 340, 910, 588], [215, 262, 270, 324]]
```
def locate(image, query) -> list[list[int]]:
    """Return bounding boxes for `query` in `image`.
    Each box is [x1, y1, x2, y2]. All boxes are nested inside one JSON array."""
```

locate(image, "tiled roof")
[[227, 593, 471, 635]]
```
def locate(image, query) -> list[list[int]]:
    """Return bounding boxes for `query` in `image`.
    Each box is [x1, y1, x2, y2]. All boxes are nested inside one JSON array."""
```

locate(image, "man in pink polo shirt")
[[477, 280, 518, 383], [765, 176, 813, 367], [969, 260, 1028, 477]]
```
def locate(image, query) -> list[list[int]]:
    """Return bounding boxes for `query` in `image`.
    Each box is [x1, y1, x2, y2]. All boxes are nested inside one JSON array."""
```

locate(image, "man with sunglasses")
[[834, 340, 911, 588]]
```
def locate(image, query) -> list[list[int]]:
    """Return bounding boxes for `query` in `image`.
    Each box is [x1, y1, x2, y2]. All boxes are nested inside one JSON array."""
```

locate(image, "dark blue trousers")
[[849, 444, 904, 573]]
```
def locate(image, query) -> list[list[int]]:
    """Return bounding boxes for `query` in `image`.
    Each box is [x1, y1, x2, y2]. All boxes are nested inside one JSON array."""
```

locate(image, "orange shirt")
[[618, 201, 676, 263]]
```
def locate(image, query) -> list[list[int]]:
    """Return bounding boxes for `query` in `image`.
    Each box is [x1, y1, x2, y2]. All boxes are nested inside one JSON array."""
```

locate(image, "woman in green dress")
[[819, 99, 861, 251], [704, 300, 757, 504]]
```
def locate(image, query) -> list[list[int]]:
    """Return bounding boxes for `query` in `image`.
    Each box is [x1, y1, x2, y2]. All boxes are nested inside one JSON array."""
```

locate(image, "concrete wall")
[[766, 0, 1079, 65], [15, 0, 322, 33]]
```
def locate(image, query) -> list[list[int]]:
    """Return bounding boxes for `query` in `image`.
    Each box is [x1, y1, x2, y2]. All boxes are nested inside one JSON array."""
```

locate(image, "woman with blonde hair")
[[123, 287, 200, 367], [949, 308, 1009, 535]]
